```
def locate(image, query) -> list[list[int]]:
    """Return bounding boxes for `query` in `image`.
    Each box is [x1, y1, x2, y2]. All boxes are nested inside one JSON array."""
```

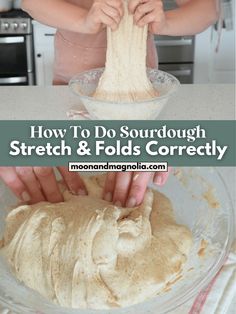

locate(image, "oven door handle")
[[44, 33, 55, 37], [167, 69, 192, 76], [0, 77, 27, 84], [155, 39, 193, 46], [0, 36, 25, 44]]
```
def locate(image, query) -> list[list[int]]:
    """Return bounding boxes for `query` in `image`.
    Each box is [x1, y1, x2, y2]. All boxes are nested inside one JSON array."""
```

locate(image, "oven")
[[155, 35, 195, 84], [0, 10, 35, 86], [155, 0, 195, 83]]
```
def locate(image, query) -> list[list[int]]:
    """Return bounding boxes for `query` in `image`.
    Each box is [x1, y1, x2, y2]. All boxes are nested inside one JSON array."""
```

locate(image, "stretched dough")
[[1, 175, 192, 309], [93, 0, 158, 102]]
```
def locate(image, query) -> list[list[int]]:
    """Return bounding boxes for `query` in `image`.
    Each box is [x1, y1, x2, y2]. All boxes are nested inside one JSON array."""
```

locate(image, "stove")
[[0, 9, 35, 85], [155, 0, 195, 83], [0, 9, 32, 34], [0, 9, 29, 18]]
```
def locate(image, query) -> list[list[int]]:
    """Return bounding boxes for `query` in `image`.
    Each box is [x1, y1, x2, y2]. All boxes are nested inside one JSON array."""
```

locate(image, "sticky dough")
[[93, 0, 158, 102], [1, 175, 193, 309]]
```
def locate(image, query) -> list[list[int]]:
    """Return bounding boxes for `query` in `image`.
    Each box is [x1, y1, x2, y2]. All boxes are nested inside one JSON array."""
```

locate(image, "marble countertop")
[[0, 84, 235, 120]]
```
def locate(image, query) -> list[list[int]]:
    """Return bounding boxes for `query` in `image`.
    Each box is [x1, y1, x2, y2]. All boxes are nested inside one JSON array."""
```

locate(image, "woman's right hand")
[[0, 167, 87, 205], [81, 0, 124, 33]]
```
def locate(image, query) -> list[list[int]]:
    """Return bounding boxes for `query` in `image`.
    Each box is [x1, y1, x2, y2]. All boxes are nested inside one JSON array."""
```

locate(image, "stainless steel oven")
[[155, 34, 195, 83], [155, 0, 195, 83], [0, 10, 34, 85]]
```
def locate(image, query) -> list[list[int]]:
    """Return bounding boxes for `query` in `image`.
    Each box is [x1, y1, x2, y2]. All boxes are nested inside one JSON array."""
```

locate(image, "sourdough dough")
[[1, 175, 192, 309], [93, 0, 158, 102]]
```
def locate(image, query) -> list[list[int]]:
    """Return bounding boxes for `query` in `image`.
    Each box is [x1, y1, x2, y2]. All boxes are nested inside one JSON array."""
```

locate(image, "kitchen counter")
[[0, 84, 235, 120]]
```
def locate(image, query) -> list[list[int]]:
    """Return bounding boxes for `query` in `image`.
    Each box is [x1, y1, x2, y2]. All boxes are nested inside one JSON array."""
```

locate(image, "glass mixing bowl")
[[0, 167, 234, 314], [69, 68, 180, 120]]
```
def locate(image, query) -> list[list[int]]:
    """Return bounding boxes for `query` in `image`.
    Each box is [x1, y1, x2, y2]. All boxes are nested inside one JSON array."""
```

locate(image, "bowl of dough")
[[0, 168, 234, 314], [69, 68, 180, 120]]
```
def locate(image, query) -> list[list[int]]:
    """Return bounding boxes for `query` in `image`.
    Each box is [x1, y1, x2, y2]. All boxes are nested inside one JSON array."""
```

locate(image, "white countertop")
[[0, 84, 235, 120]]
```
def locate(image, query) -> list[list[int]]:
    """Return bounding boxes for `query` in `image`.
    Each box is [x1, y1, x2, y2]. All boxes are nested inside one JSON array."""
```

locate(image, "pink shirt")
[[53, 0, 158, 84]]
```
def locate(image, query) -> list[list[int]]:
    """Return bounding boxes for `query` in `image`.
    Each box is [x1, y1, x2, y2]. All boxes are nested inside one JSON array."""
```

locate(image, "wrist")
[[155, 12, 173, 36], [73, 9, 90, 34]]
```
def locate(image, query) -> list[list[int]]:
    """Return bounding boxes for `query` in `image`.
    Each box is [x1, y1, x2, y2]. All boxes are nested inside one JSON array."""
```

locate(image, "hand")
[[103, 169, 171, 208], [128, 0, 168, 34], [0, 167, 87, 204], [81, 0, 124, 34]]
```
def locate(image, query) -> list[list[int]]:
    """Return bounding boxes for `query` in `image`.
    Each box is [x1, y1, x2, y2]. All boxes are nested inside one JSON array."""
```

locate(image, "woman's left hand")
[[103, 169, 171, 208], [128, 0, 167, 34]]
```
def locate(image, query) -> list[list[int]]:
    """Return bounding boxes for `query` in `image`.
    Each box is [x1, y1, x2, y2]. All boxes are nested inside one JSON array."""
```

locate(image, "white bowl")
[[69, 68, 180, 120], [0, 168, 234, 314]]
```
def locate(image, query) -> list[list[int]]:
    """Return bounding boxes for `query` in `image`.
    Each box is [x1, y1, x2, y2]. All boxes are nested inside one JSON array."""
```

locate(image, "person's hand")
[[81, 0, 124, 34], [103, 169, 171, 208], [0, 167, 86, 204], [128, 0, 168, 34]]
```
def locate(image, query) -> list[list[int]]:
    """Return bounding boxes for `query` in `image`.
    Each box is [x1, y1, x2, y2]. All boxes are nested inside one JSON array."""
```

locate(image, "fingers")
[[57, 167, 87, 196], [33, 167, 63, 203], [0, 166, 88, 205], [128, 0, 146, 14], [103, 172, 116, 202], [126, 172, 152, 207], [102, 4, 121, 26], [0, 166, 171, 209], [112, 172, 133, 206], [0, 167, 30, 201], [103, 172, 152, 207], [129, 0, 164, 27], [92, 0, 123, 31], [138, 11, 156, 26], [99, 10, 119, 30], [103, 169, 171, 208], [153, 167, 172, 185], [106, 0, 124, 17], [15, 167, 45, 203], [133, 1, 155, 24]]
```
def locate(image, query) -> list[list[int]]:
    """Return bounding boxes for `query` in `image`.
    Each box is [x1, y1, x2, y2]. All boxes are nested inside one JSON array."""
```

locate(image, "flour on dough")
[[93, 0, 158, 102], [1, 175, 193, 309]]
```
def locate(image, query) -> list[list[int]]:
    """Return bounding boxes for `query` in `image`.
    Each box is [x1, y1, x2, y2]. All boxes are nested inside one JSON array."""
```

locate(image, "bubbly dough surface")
[[93, 0, 158, 102], [1, 175, 192, 309]]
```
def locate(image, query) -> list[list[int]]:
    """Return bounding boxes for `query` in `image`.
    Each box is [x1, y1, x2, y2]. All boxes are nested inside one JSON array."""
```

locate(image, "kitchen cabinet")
[[194, 26, 235, 84], [33, 21, 56, 86], [209, 25, 235, 83], [194, 0, 235, 83]]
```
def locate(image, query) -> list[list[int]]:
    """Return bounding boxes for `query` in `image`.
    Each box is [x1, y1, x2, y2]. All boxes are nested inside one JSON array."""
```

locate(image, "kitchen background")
[[0, 0, 235, 86]]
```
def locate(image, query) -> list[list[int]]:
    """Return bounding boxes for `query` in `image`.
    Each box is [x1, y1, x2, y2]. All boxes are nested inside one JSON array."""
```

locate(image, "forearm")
[[159, 0, 219, 36], [22, 0, 87, 32]]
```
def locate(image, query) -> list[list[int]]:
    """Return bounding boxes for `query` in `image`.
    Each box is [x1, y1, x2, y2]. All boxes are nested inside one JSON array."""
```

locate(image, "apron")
[[53, 1, 158, 85]]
